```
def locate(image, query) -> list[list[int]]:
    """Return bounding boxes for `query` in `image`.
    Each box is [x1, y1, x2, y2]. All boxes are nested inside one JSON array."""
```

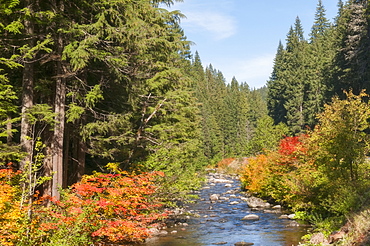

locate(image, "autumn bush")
[[0, 166, 24, 246], [240, 154, 271, 193], [0, 163, 168, 246], [240, 91, 370, 233], [26, 169, 168, 245], [240, 134, 309, 208]]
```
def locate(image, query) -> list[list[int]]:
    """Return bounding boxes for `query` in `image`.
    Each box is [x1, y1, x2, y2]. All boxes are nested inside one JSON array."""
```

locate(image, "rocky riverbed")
[[137, 171, 309, 246]]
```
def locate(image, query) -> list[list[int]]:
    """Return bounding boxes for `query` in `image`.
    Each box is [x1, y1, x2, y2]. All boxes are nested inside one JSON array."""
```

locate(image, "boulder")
[[212, 241, 228, 245], [263, 209, 281, 214], [210, 194, 219, 201], [310, 233, 329, 245], [287, 213, 296, 219], [245, 196, 270, 208], [209, 178, 234, 184], [287, 221, 300, 227], [229, 201, 239, 205], [235, 242, 254, 246], [241, 214, 260, 220], [158, 230, 168, 236]]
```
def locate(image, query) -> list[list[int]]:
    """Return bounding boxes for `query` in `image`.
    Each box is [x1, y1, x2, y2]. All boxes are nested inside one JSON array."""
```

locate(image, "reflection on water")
[[135, 173, 309, 246]]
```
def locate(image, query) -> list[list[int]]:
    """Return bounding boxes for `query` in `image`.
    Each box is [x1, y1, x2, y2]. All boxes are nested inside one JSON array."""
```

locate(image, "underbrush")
[[0, 164, 171, 245], [239, 132, 370, 245], [339, 208, 370, 245]]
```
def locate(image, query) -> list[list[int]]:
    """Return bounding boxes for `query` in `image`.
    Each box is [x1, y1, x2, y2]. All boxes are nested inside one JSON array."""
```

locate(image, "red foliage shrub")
[[278, 135, 307, 156], [34, 171, 167, 244]]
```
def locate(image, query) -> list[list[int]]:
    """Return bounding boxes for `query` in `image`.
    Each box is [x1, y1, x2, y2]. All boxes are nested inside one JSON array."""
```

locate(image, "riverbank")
[[141, 171, 309, 246], [218, 159, 370, 246], [299, 205, 370, 245]]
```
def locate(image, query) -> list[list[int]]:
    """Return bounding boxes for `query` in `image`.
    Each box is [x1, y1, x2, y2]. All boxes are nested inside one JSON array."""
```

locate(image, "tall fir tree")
[[268, 17, 308, 134], [267, 41, 288, 125], [329, 0, 370, 97], [284, 17, 308, 134], [304, 0, 334, 128]]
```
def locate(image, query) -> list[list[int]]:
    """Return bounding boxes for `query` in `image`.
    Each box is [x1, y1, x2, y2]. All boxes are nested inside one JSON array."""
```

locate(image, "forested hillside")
[[267, 0, 370, 133], [0, 0, 205, 198]]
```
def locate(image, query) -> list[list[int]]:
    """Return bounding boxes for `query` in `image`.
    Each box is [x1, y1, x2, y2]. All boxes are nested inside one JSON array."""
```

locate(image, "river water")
[[138, 172, 309, 246]]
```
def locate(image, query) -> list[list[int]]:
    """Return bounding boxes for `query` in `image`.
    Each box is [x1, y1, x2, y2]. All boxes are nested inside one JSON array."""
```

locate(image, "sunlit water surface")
[[133, 173, 309, 246]]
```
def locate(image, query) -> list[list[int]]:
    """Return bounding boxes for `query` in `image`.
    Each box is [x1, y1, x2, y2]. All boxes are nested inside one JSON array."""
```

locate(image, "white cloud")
[[222, 54, 275, 88], [182, 11, 237, 40]]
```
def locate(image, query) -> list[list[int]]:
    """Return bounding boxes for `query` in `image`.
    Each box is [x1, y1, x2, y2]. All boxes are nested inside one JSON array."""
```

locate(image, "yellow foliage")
[[240, 154, 271, 193], [0, 169, 25, 246]]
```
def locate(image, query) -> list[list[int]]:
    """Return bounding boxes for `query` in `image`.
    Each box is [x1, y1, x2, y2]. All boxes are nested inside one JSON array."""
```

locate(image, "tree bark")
[[7, 116, 12, 145], [20, 0, 35, 171], [50, 0, 66, 200]]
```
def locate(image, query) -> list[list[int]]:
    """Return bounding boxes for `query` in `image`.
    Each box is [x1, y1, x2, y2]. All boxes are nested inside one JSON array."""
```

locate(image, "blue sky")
[[166, 0, 339, 89]]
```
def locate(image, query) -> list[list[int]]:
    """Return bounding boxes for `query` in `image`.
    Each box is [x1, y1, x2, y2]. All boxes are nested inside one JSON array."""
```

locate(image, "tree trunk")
[[51, 76, 65, 200], [51, 0, 65, 200], [7, 116, 12, 145], [20, 0, 34, 171]]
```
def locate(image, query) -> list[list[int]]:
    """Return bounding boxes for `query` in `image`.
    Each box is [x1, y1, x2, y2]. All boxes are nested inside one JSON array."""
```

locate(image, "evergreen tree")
[[222, 77, 250, 156], [249, 115, 288, 154], [198, 64, 226, 161], [304, 0, 334, 127], [329, 0, 370, 97], [267, 41, 288, 125], [268, 17, 308, 134], [283, 17, 308, 134]]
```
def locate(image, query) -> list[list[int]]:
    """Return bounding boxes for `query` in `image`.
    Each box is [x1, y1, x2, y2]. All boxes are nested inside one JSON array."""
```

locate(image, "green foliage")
[[267, 1, 336, 133], [249, 115, 288, 154], [241, 91, 370, 226], [139, 88, 206, 200], [84, 85, 104, 108], [26, 104, 56, 127], [66, 103, 85, 123], [193, 60, 262, 161], [310, 90, 370, 181]]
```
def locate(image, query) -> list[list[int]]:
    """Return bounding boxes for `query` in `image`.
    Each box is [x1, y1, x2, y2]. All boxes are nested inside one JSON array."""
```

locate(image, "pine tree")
[[304, 0, 334, 127], [268, 17, 308, 134], [0, 0, 202, 200], [0, 1, 24, 162], [197, 64, 226, 161], [329, 0, 370, 97], [267, 41, 288, 125], [283, 17, 308, 134], [221, 77, 252, 157]]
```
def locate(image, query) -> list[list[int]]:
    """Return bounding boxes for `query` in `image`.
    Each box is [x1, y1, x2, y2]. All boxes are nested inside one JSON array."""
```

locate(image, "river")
[[137, 172, 309, 246]]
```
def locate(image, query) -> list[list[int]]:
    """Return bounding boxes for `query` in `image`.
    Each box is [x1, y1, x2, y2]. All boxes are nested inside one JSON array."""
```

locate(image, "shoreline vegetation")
[[218, 157, 370, 246]]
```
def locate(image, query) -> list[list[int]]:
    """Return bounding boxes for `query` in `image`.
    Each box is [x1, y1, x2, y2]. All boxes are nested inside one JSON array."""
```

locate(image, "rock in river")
[[245, 196, 270, 208], [241, 214, 260, 220], [210, 194, 219, 201], [235, 242, 254, 246]]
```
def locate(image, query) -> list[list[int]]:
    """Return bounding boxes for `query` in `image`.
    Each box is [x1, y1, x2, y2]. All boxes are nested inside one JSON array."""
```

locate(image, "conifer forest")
[[1, 0, 370, 245]]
